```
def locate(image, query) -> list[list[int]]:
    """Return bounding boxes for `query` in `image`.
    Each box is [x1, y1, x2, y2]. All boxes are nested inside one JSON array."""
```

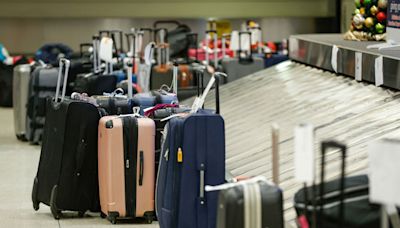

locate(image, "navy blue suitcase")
[[156, 74, 225, 228]]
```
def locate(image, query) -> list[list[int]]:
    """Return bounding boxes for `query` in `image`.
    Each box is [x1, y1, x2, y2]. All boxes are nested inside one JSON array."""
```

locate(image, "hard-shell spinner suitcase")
[[32, 58, 102, 219], [26, 64, 59, 144], [98, 109, 156, 224], [221, 31, 264, 83], [156, 72, 226, 228], [13, 64, 31, 141]]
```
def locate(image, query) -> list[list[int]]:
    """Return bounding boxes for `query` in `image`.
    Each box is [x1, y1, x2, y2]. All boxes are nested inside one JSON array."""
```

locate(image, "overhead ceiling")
[[0, 0, 335, 18]]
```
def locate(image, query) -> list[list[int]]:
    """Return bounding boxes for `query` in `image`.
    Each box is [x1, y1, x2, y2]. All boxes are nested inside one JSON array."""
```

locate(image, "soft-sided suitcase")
[[294, 141, 381, 228], [26, 65, 59, 144], [98, 111, 156, 224], [0, 62, 14, 107], [32, 59, 102, 219], [13, 64, 31, 141], [156, 73, 226, 228], [221, 31, 264, 83]]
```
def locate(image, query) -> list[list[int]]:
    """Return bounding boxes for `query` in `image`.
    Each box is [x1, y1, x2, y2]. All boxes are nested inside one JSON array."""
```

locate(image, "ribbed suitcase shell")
[[98, 116, 155, 224], [13, 64, 31, 140]]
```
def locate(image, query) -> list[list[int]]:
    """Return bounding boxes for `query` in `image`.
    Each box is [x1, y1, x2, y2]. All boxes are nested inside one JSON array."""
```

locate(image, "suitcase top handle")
[[55, 58, 70, 103], [319, 140, 347, 228], [190, 72, 226, 114]]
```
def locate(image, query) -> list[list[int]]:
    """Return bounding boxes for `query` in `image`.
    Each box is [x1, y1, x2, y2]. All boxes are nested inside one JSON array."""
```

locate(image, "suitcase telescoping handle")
[[172, 61, 179, 94], [154, 28, 168, 44], [80, 43, 93, 57], [205, 30, 217, 67], [186, 32, 199, 63], [192, 71, 226, 114], [153, 20, 181, 29], [127, 58, 134, 99], [319, 141, 347, 228], [238, 31, 254, 63], [55, 58, 71, 103]]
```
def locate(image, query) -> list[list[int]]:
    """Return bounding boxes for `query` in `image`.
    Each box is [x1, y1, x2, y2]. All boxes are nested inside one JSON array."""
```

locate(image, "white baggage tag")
[[355, 52, 363, 81], [294, 123, 315, 184], [331, 45, 339, 73], [230, 31, 239, 51], [99, 37, 113, 63], [374, 56, 384, 86], [368, 139, 400, 206]]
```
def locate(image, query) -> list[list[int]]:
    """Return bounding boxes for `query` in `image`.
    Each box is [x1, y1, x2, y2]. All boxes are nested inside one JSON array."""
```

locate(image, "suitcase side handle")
[[55, 58, 70, 103], [319, 141, 347, 228], [139, 151, 144, 186]]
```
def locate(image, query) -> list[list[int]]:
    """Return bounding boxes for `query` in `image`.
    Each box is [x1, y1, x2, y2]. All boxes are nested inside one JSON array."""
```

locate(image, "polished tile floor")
[[0, 108, 159, 228]]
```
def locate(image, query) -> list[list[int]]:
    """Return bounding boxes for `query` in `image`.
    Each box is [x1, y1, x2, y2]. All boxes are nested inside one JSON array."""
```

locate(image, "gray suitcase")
[[26, 66, 60, 144], [221, 31, 264, 83], [13, 64, 31, 141]]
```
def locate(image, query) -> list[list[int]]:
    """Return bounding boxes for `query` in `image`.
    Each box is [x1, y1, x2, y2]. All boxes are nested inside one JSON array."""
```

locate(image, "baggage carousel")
[[289, 34, 400, 89], [184, 60, 400, 225]]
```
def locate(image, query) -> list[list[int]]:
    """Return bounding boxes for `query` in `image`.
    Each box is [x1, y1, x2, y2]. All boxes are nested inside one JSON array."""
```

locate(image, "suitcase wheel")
[[107, 212, 119, 224], [50, 185, 62, 220], [100, 212, 107, 219], [144, 211, 154, 224], [78, 211, 85, 218], [16, 134, 27, 142], [32, 177, 40, 211]]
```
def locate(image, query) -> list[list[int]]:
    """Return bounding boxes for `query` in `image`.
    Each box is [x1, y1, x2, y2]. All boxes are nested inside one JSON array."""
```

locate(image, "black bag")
[[73, 73, 117, 96], [294, 141, 381, 228], [32, 59, 102, 219], [0, 62, 14, 107], [216, 179, 284, 228], [153, 20, 191, 59]]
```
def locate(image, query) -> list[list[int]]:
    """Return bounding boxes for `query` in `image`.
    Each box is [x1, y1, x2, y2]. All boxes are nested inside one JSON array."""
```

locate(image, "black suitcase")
[[0, 62, 14, 107], [212, 125, 284, 228], [32, 59, 102, 219], [215, 179, 284, 228], [294, 141, 381, 228]]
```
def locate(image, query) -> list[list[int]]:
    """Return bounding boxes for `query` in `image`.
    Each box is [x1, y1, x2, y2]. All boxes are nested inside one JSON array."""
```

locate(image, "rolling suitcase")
[[156, 72, 226, 228], [294, 141, 381, 228], [26, 64, 59, 144], [13, 64, 31, 141], [98, 109, 156, 224], [32, 58, 102, 219], [221, 31, 264, 83], [150, 28, 173, 90]]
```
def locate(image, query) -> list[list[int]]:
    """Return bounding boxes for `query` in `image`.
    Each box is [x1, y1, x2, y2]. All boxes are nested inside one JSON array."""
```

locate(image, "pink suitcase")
[[98, 114, 156, 224]]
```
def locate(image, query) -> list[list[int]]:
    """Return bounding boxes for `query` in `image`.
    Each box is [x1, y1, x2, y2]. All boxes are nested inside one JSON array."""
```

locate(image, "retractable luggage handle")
[[319, 141, 347, 228], [238, 31, 254, 63], [205, 30, 218, 67], [126, 58, 134, 99], [92, 35, 100, 73], [125, 33, 136, 58], [79, 43, 93, 57], [154, 28, 169, 44], [248, 26, 263, 55], [172, 61, 178, 94], [193, 72, 226, 114], [153, 20, 181, 29], [222, 33, 231, 60], [110, 30, 124, 54], [154, 28, 169, 66], [186, 32, 199, 63], [55, 58, 71, 103]]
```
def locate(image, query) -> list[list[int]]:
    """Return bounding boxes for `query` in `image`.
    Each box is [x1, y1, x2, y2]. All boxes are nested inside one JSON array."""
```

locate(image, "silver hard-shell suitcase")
[[13, 64, 31, 141]]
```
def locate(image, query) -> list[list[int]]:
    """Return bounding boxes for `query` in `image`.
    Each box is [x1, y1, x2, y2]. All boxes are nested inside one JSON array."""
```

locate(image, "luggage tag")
[[117, 107, 143, 119]]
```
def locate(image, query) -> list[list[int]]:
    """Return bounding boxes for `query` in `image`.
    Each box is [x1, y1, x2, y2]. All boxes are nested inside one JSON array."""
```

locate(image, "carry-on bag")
[[98, 108, 156, 224], [26, 64, 60, 144], [294, 141, 381, 228], [13, 64, 31, 141], [221, 31, 264, 83], [156, 72, 226, 228], [32, 58, 102, 219]]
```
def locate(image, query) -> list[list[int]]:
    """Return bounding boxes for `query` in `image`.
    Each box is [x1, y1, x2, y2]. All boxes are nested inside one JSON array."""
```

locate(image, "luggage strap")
[[196, 118, 208, 228]]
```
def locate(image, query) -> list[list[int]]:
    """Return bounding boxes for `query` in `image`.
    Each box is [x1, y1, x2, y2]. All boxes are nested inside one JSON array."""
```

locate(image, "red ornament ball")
[[376, 12, 387, 22]]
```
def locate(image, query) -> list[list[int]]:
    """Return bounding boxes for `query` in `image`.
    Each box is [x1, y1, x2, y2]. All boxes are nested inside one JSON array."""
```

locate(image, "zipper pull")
[[177, 147, 183, 163], [164, 149, 169, 161]]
